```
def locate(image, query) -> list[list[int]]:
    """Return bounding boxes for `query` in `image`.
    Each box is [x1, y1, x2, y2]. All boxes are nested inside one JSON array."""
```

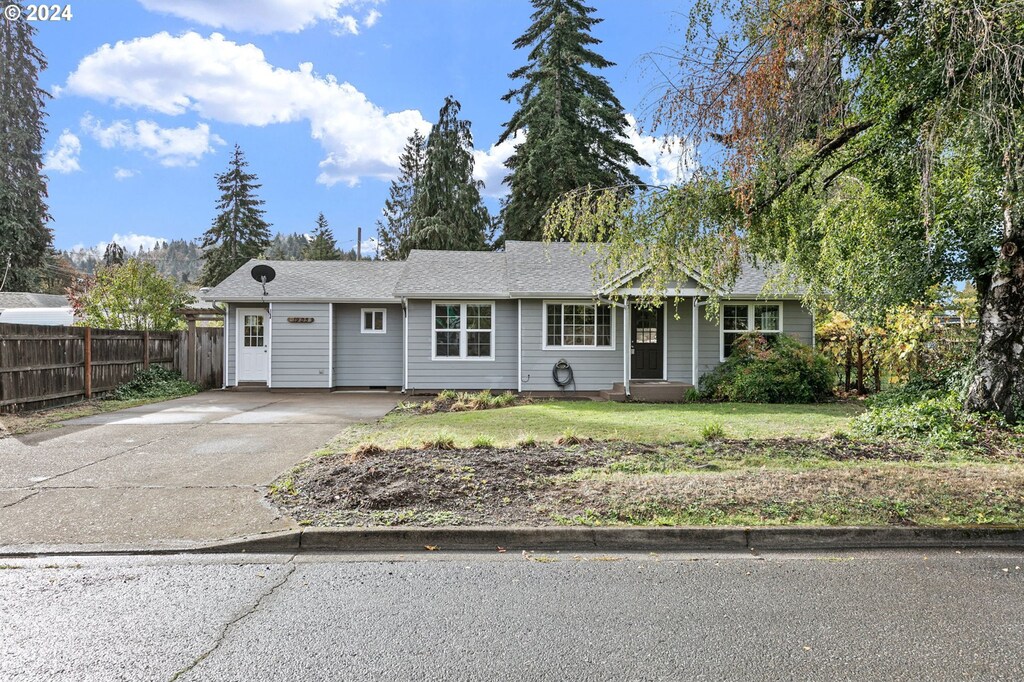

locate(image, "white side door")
[[237, 309, 269, 382]]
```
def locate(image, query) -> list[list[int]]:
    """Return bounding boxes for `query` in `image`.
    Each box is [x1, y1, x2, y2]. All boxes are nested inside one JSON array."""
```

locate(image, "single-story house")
[[0, 292, 74, 326], [201, 240, 813, 400]]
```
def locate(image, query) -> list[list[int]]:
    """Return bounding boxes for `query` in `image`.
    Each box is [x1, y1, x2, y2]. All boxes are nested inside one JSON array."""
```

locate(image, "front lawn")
[[272, 399, 1024, 529], [355, 400, 863, 448]]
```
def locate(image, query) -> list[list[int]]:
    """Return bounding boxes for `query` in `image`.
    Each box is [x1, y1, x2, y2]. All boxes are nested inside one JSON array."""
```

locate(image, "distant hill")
[[62, 232, 369, 283]]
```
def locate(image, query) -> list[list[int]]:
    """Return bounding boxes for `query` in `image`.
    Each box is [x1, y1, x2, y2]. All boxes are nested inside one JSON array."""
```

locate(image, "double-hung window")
[[544, 302, 614, 349], [361, 308, 386, 334], [433, 303, 493, 360], [721, 303, 782, 359]]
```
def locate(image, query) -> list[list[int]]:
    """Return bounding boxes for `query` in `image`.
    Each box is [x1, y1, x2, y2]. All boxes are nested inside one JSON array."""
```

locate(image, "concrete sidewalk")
[[0, 391, 398, 552]]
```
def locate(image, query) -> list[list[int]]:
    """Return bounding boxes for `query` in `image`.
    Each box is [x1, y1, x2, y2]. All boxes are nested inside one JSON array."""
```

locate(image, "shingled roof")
[[202, 242, 798, 302], [0, 292, 69, 310]]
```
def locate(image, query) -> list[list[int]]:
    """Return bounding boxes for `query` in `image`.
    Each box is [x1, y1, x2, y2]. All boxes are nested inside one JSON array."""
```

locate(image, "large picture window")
[[722, 303, 782, 359], [544, 303, 614, 349], [433, 302, 494, 360]]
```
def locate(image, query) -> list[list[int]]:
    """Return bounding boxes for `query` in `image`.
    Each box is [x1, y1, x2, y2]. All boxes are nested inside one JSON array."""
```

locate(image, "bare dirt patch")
[[272, 437, 1024, 527]]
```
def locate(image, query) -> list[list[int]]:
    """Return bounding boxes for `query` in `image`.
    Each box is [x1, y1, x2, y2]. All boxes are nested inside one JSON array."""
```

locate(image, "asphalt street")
[[2, 548, 1022, 681]]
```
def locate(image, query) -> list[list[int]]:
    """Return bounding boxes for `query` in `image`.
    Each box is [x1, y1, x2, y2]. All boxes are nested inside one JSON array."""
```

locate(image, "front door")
[[631, 305, 664, 379], [237, 309, 269, 382]]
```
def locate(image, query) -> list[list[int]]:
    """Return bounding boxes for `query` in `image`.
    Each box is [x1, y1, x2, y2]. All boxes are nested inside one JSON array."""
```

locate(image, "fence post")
[[187, 318, 197, 382], [143, 330, 150, 370], [84, 326, 92, 399]]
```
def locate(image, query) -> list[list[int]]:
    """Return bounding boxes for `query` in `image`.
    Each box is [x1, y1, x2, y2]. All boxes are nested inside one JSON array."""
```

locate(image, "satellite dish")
[[251, 264, 276, 296]]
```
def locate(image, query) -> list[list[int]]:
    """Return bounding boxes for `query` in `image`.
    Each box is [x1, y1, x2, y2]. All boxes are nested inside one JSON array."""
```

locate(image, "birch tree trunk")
[[965, 159, 1024, 422]]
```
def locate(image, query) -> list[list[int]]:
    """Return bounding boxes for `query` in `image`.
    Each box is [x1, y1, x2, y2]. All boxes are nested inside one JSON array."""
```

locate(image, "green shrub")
[[471, 435, 496, 449], [515, 434, 538, 448], [437, 389, 459, 402], [853, 390, 983, 448], [699, 334, 833, 403], [421, 432, 457, 450], [106, 367, 199, 401]]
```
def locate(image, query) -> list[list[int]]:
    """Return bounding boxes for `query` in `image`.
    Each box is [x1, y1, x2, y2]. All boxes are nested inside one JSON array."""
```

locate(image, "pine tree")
[[103, 241, 126, 266], [499, 0, 647, 241], [377, 130, 426, 261], [200, 145, 272, 286], [0, 14, 52, 290], [409, 97, 491, 252], [303, 213, 341, 260]]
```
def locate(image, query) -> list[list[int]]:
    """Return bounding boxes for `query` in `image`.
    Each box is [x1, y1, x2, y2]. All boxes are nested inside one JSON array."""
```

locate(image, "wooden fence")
[[0, 323, 223, 412]]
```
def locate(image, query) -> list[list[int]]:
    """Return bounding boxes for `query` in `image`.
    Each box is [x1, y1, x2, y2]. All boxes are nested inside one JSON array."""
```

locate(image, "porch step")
[[598, 388, 627, 402], [628, 381, 693, 403]]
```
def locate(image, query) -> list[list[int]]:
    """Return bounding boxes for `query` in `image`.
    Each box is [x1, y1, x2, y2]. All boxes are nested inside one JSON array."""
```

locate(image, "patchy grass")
[[0, 396, 179, 436], [273, 435, 1024, 528], [341, 400, 863, 450]]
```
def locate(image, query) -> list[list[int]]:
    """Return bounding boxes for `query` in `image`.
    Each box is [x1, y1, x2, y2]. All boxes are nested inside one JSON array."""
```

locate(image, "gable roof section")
[[203, 259, 405, 302], [201, 244, 803, 302], [393, 250, 510, 297], [0, 292, 68, 310]]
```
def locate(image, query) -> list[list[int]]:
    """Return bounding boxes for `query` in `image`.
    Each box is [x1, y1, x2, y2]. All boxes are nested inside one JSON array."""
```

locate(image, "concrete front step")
[[604, 381, 693, 403]]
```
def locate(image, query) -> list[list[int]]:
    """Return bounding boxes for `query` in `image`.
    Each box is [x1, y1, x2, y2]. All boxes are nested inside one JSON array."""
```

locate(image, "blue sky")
[[36, 0, 691, 255]]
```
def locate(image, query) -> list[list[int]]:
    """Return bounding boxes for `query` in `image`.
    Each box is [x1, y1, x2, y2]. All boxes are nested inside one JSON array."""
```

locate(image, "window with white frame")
[[544, 302, 613, 348], [361, 308, 386, 334], [722, 303, 782, 359], [433, 303, 493, 359]]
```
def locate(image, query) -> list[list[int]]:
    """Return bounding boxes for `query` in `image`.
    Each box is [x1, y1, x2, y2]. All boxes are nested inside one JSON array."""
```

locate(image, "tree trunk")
[[855, 337, 865, 395], [844, 346, 852, 391], [965, 159, 1024, 423], [873, 361, 881, 394]]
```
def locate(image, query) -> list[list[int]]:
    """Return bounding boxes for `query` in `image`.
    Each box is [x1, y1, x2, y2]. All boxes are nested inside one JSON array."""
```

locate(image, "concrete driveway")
[[0, 391, 398, 551]]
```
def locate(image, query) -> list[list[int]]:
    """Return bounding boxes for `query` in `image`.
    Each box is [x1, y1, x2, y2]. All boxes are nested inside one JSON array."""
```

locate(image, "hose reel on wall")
[[552, 359, 575, 391]]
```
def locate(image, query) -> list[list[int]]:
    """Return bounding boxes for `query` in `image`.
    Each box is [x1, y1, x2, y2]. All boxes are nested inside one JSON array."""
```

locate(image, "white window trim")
[[541, 300, 617, 351], [360, 307, 387, 334], [431, 301, 496, 361], [719, 301, 784, 362]]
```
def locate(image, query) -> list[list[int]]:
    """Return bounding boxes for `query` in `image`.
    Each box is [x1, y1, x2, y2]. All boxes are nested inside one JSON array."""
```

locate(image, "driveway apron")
[[0, 391, 397, 551]]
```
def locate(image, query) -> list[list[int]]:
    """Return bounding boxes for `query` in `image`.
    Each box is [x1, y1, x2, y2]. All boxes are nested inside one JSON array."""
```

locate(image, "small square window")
[[361, 309, 386, 334]]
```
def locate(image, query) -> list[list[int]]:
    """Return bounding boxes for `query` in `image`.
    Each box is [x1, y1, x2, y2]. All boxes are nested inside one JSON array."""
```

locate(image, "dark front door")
[[631, 305, 664, 379]]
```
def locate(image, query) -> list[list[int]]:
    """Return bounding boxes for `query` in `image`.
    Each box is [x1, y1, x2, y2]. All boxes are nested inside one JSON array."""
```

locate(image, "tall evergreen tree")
[[0, 13, 52, 290], [409, 97, 491, 251], [303, 212, 341, 260], [498, 0, 647, 241], [103, 241, 126, 267], [200, 145, 272, 286], [376, 130, 426, 261]]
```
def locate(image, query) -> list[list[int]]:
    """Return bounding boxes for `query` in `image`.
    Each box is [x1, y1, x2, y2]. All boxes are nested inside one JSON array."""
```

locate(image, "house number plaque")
[[287, 317, 315, 323]]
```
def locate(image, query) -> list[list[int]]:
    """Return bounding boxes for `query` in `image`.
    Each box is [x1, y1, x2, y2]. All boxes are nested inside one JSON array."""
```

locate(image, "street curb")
[[4, 526, 1023, 557]]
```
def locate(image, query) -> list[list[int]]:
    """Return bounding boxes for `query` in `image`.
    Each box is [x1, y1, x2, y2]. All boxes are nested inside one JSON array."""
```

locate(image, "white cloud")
[[136, 0, 381, 35], [43, 130, 82, 174], [333, 15, 360, 35], [625, 115, 695, 185], [359, 237, 378, 257], [81, 115, 224, 167], [71, 232, 167, 257], [114, 167, 138, 180], [64, 32, 429, 186], [472, 132, 522, 197], [363, 8, 381, 27]]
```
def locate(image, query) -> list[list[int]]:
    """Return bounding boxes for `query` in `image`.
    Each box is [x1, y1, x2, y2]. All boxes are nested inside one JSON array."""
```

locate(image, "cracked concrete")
[[0, 391, 398, 550]]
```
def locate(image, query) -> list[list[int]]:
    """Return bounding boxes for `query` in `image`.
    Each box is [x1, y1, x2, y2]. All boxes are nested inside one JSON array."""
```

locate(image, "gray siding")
[[406, 299, 517, 390], [270, 302, 331, 388], [333, 303, 403, 387], [696, 299, 815, 385], [665, 297, 694, 384], [520, 299, 625, 392]]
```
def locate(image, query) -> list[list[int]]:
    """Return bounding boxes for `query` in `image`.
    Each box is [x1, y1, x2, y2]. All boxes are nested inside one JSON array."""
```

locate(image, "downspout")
[[402, 297, 409, 393], [517, 299, 522, 393], [692, 297, 708, 388], [327, 303, 334, 390], [219, 302, 227, 389], [267, 302, 273, 389]]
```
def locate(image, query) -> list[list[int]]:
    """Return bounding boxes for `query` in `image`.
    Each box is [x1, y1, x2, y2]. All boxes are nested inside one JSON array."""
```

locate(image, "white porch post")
[[623, 298, 631, 398]]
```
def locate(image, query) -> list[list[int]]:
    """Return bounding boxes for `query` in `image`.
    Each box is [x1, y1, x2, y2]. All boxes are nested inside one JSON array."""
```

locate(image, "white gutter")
[[692, 297, 708, 388], [517, 299, 523, 393]]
